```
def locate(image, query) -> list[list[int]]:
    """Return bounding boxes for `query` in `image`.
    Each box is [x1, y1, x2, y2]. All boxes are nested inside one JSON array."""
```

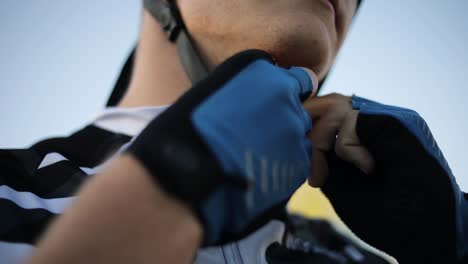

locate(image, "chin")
[[261, 16, 335, 81], [273, 46, 332, 81], [196, 11, 336, 80]]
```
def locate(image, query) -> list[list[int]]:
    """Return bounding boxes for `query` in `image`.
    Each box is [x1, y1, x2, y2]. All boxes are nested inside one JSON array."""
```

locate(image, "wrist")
[[124, 154, 204, 250]]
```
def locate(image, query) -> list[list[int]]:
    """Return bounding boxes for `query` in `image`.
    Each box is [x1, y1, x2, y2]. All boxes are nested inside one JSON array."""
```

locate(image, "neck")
[[118, 11, 191, 108]]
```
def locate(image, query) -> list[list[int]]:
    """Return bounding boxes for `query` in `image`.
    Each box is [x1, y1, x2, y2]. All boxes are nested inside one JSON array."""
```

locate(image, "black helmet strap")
[[143, 0, 210, 84]]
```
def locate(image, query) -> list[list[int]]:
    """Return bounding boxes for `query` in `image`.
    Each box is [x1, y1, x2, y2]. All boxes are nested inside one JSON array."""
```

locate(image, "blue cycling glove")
[[322, 96, 468, 263], [128, 50, 315, 245]]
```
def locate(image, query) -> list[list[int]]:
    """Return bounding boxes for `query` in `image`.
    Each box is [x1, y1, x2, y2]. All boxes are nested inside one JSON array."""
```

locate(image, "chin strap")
[[143, 0, 210, 84]]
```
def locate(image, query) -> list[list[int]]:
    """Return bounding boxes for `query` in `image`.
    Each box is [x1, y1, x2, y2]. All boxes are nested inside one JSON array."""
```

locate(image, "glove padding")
[[322, 96, 468, 263], [128, 50, 315, 245]]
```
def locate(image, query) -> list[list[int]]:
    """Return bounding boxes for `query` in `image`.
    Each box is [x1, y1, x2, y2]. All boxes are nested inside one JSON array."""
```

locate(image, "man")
[[1, 1, 466, 263]]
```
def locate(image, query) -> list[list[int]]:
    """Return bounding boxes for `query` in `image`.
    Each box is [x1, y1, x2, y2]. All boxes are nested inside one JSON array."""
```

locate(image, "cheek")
[[178, 0, 240, 36], [177, 1, 212, 33]]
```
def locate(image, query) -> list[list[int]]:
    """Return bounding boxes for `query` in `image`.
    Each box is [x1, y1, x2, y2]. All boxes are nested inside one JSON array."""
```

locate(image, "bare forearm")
[[28, 155, 202, 264]]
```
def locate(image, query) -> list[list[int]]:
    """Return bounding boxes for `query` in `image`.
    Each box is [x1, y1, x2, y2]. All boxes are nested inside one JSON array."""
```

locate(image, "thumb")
[[286, 67, 319, 101]]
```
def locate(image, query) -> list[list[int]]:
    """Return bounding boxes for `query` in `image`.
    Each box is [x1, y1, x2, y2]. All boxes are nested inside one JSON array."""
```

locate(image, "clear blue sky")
[[1, 1, 467, 189]]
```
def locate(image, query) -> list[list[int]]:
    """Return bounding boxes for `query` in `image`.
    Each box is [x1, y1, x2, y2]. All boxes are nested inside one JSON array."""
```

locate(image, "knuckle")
[[329, 93, 346, 100], [328, 93, 342, 100], [326, 93, 351, 106]]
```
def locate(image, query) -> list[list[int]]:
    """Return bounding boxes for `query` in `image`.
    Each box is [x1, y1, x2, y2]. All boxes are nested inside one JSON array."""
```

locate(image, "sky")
[[0, 1, 467, 189]]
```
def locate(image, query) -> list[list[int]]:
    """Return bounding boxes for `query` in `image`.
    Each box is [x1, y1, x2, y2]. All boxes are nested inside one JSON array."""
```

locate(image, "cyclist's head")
[[144, 0, 362, 83]]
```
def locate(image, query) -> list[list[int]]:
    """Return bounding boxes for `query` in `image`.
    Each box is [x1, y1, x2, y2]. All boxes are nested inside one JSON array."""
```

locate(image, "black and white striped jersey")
[[0, 106, 162, 263], [0, 105, 393, 264]]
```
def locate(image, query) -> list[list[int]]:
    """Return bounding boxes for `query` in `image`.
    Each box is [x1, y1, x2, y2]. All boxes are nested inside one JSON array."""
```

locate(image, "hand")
[[127, 50, 318, 245], [302, 93, 374, 187], [304, 94, 468, 263]]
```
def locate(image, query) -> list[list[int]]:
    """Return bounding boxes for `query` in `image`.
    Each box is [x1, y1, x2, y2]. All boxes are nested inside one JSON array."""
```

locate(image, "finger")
[[309, 147, 328, 187], [307, 99, 354, 152], [299, 67, 319, 97], [308, 112, 341, 152], [307, 107, 356, 187], [286, 67, 318, 100], [302, 93, 352, 119], [335, 110, 375, 174], [336, 144, 374, 175], [306, 112, 342, 187]]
